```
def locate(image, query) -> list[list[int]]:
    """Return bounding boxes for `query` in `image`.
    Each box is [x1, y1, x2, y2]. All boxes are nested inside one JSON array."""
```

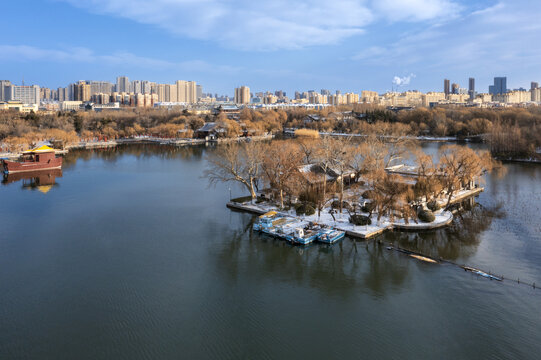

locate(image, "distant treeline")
[[1, 105, 540, 159]]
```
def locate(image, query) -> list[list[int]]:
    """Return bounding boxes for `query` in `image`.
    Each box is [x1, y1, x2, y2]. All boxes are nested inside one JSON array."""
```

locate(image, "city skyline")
[[1, 0, 541, 95]]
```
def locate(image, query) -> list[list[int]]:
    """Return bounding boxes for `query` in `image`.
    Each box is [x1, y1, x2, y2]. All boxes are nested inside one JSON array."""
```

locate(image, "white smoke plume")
[[392, 73, 416, 87]]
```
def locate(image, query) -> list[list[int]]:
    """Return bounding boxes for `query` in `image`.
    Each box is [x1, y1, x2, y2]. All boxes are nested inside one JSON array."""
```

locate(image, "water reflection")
[[213, 215, 413, 298], [63, 143, 205, 169], [2, 169, 62, 194], [388, 200, 505, 261]]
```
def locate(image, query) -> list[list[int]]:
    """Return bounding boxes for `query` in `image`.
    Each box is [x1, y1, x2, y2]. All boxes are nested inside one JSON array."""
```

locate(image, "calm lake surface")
[[1, 143, 540, 359]]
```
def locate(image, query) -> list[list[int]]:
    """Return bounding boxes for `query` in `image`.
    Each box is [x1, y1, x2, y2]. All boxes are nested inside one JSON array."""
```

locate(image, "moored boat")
[[317, 228, 346, 244], [288, 227, 320, 245], [253, 211, 278, 231], [2, 145, 62, 174]]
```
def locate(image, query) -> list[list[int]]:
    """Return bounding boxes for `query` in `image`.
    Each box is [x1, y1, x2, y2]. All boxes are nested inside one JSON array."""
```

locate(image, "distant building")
[[9, 85, 40, 104], [489, 77, 507, 95], [532, 88, 541, 102], [131, 80, 142, 94], [361, 90, 379, 103], [90, 81, 113, 95], [57, 87, 68, 102], [234, 86, 250, 104], [0, 80, 12, 101], [174, 80, 197, 103], [40, 87, 52, 100], [196, 85, 203, 101], [444, 79, 450, 96], [60, 101, 83, 111], [493, 90, 531, 104], [0, 101, 38, 113], [143, 81, 154, 94], [531, 82, 539, 101], [116, 76, 130, 93], [422, 92, 446, 107], [73, 81, 91, 102], [468, 77, 475, 100], [451, 83, 459, 94]]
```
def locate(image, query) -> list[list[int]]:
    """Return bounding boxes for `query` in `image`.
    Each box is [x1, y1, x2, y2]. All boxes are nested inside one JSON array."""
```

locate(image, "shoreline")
[[0, 134, 274, 159], [226, 187, 482, 240]]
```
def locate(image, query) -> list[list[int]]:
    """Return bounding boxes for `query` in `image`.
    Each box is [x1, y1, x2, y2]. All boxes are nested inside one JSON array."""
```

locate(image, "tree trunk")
[[339, 175, 344, 214], [249, 178, 257, 202], [280, 188, 284, 209]]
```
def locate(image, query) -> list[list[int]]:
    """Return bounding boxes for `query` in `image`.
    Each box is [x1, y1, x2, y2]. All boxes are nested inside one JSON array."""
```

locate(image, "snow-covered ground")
[[234, 200, 454, 239], [320, 132, 458, 142]]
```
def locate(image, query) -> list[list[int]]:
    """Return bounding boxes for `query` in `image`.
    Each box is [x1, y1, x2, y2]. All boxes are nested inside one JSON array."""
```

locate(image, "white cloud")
[[372, 0, 461, 22], [59, 0, 461, 51], [352, 0, 541, 83], [0, 44, 239, 73], [392, 74, 416, 87]]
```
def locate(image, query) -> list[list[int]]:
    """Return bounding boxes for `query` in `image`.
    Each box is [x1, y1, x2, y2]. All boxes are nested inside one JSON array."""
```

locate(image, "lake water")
[[1, 143, 540, 359]]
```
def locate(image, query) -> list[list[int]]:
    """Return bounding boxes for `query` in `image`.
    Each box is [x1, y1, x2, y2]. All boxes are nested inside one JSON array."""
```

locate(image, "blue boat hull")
[[317, 230, 345, 244]]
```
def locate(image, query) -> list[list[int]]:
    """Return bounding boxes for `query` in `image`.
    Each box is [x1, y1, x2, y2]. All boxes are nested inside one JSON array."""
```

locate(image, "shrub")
[[349, 214, 372, 226], [362, 190, 375, 199], [361, 201, 375, 213], [231, 195, 253, 203], [295, 203, 315, 216], [331, 200, 351, 211], [427, 200, 441, 211], [418, 209, 436, 223], [294, 128, 319, 138]]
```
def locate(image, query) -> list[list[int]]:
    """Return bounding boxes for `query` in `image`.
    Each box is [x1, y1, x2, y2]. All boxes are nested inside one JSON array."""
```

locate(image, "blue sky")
[[1, 0, 540, 95]]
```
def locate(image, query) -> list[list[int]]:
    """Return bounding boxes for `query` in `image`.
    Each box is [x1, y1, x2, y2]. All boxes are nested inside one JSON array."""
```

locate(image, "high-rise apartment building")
[[116, 76, 130, 93], [153, 84, 166, 102], [176, 80, 186, 102], [444, 79, 450, 96], [234, 86, 250, 104], [73, 81, 91, 102], [489, 77, 507, 95], [451, 83, 459, 94], [532, 88, 541, 102], [132, 80, 142, 94], [57, 87, 68, 101], [174, 80, 197, 103], [468, 78, 475, 100], [142, 81, 153, 94], [0, 80, 12, 101], [40, 87, 52, 100], [9, 85, 40, 104], [531, 82, 539, 90], [196, 85, 203, 101], [90, 81, 113, 95], [165, 84, 177, 102]]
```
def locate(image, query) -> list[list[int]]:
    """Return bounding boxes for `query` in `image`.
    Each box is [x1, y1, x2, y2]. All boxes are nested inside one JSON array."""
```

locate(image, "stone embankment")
[[1, 134, 274, 158]]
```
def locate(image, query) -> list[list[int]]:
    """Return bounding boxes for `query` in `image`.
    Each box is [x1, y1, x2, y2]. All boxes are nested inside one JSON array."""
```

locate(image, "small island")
[[206, 131, 499, 241]]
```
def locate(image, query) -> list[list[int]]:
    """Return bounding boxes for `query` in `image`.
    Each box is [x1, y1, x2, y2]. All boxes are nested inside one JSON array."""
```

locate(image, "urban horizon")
[[2, 74, 541, 110], [1, 74, 540, 98]]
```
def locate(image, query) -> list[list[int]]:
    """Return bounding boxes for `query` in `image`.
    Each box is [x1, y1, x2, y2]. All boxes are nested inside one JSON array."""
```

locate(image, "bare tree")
[[315, 136, 343, 217], [261, 141, 303, 208], [438, 145, 494, 207], [204, 141, 264, 200], [331, 137, 353, 213], [414, 150, 443, 204]]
